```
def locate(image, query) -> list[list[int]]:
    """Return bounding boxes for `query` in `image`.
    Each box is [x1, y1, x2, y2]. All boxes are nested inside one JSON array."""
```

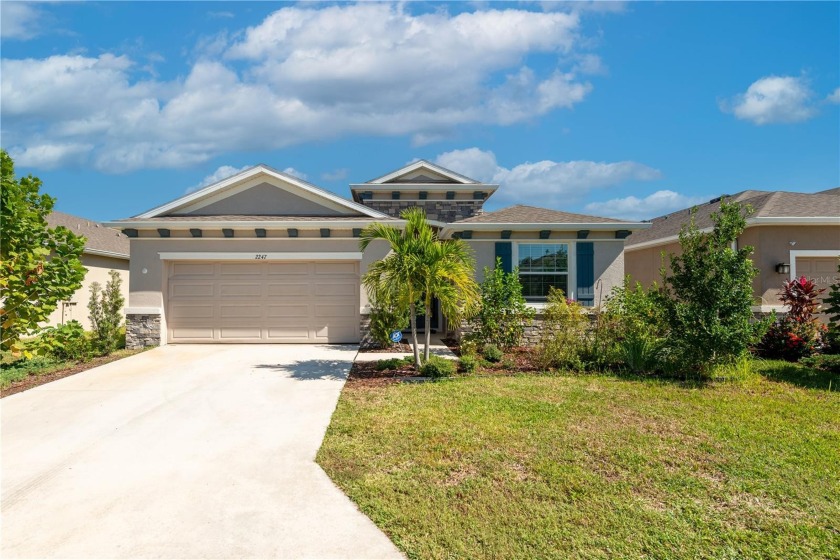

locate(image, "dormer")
[[351, 160, 499, 223]]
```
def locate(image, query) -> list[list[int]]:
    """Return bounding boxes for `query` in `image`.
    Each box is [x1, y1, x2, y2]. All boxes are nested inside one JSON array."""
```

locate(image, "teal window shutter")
[[495, 242, 512, 273], [576, 242, 594, 306]]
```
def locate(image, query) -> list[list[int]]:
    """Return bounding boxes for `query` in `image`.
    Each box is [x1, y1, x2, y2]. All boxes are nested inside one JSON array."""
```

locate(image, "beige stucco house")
[[624, 189, 840, 312], [107, 161, 649, 348], [44, 212, 130, 330]]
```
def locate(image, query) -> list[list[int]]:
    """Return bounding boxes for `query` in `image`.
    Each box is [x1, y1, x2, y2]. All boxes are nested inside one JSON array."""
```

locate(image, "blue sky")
[[2, 1, 838, 222]]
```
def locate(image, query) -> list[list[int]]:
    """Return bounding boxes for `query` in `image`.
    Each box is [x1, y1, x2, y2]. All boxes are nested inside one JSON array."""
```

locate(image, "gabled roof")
[[626, 189, 840, 249], [47, 211, 130, 259], [455, 205, 626, 224], [135, 164, 388, 220], [441, 204, 649, 236], [362, 160, 481, 185]]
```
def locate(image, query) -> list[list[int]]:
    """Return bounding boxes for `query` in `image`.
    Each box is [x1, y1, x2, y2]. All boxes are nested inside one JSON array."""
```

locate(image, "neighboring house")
[[624, 189, 840, 312], [107, 161, 649, 348], [44, 211, 131, 330]]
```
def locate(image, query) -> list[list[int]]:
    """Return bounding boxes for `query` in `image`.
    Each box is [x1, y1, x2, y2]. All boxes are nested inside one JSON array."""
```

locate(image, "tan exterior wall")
[[44, 254, 130, 330], [743, 225, 840, 306], [625, 241, 681, 288], [625, 225, 840, 306], [183, 183, 348, 216]]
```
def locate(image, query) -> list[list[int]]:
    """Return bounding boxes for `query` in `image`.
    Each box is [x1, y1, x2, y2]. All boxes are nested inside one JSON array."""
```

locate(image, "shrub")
[[660, 200, 767, 375], [28, 320, 90, 361], [420, 355, 456, 378], [375, 357, 409, 371], [473, 259, 535, 348], [459, 354, 478, 374], [800, 354, 840, 374], [368, 299, 409, 348], [88, 270, 125, 355], [482, 343, 503, 363], [534, 288, 588, 371], [823, 261, 840, 353], [758, 276, 827, 361], [459, 336, 479, 357], [600, 279, 669, 373]]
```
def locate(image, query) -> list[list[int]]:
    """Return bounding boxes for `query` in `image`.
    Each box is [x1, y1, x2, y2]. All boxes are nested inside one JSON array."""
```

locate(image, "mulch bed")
[[348, 360, 420, 387], [1, 350, 143, 398], [357, 342, 415, 353]]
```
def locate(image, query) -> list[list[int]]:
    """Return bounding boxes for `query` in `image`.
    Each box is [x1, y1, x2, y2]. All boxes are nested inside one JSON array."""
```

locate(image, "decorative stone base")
[[359, 313, 378, 350], [362, 200, 484, 222], [126, 314, 161, 349]]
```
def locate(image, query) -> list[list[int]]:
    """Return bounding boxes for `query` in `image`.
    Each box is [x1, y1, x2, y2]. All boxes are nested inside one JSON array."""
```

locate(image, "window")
[[517, 243, 568, 300]]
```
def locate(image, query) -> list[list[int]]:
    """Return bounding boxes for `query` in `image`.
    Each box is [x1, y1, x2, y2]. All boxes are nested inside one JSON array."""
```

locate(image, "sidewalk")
[[355, 334, 458, 362]]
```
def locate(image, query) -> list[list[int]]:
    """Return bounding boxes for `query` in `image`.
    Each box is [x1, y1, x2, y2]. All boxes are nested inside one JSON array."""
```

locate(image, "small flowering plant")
[[758, 276, 827, 361]]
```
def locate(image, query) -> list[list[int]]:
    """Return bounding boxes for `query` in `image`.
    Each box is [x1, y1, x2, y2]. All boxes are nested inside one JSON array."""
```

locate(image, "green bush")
[[660, 200, 767, 375], [420, 355, 456, 378], [368, 299, 410, 348], [800, 354, 840, 374], [474, 259, 535, 348], [482, 343, 503, 363], [600, 279, 669, 373], [375, 357, 410, 371], [88, 270, 125, 355], [534, 288, 588, 371], [459, 336, 479, 357], [28, 320, 91, 361], [459, 354, 478, 374]]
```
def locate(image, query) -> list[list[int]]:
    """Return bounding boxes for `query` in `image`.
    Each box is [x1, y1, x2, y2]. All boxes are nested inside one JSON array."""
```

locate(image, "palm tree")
[[360, 208, 479, 368]]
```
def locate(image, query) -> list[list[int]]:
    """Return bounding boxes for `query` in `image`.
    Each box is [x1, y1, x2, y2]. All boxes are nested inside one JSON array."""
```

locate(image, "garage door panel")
[[315, 262, 357, 275], [267, 263, 309, 275], [172, 263, 215, 276], [167, 260, 359, 343], [170, 327, 215, 341], [220, 305, 263, 319], [219, 283, 263, 297], [171, 283, 215, 297], [170, 304, 214, 319], [266, 304, 310, 318], [266, 327, 312, 340], [268, 283, 311, 297], [219, 327, 263, 340]]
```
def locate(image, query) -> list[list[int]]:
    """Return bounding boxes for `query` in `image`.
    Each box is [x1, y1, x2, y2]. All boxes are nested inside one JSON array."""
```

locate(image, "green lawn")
[[317, 361, 840, 559]]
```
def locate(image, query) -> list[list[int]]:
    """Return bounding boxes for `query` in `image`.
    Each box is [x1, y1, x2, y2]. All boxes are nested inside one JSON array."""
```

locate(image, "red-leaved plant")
[[758, 276, 827, 361]]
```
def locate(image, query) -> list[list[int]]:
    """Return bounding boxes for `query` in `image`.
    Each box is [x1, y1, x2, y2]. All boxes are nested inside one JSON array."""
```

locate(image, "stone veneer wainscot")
[[126, 313, 161, 349]]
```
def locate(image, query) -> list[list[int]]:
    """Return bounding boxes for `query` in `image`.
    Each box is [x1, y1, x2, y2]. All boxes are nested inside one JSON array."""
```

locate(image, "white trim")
[[158, 252, 364, 261], [84, 248, 130, 259], [134, 165, 387, 219], [751, 217, 840, 225], [364, 160, 479, 185], [107, 219, 397, 229], [627, 218, 840, 251], [513, 241, 575, 301], [125, 307, 162, 315], [789, 250, 840, 280], [350, 184, 498, 192]]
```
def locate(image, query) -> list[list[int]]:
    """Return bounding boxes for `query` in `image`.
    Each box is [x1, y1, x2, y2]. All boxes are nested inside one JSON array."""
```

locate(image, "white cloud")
[[322, 168, 349, 181], [724, 75, 816, 125], [1, 2, 42, 40], [10, 143, 94, 169], [584, 190, 706, 220], [827, 87, 840, 104], [1, 5, 599, 172], [187, 165, 252, 193], [434, 147, 662, 208], [281, 167, 307, 180]]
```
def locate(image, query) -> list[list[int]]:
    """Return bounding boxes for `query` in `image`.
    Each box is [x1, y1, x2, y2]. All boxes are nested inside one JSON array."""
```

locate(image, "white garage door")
[[166, 261, 360, 343]]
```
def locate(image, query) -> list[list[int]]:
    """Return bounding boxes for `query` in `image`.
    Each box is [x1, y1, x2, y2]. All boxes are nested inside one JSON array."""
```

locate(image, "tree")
[[360, 208, 479, 368], [1, 150, 86, 353], [659, 200, 766, 374], [88, 270, 126, 354]]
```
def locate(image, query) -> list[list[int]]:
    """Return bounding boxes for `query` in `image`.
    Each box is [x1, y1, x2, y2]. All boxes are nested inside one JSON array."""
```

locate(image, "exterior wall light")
[[775, 263, 790, 274]]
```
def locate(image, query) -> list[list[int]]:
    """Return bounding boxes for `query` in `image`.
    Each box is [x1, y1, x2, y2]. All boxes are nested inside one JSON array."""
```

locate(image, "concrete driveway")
[[1, 345, 402, 559]]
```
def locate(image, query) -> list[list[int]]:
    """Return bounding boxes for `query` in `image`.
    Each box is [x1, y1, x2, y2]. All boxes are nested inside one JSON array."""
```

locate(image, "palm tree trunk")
[[409, 302, 420, 369], [424, 303, 432, 362]]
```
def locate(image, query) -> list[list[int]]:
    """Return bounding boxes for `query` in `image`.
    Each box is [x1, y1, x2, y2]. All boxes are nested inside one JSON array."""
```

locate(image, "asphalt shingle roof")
[[626, 190, 840, 247], [119, 215, 392, 222], [453, 204, 625, 225], [47, 211, 130, 258]]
